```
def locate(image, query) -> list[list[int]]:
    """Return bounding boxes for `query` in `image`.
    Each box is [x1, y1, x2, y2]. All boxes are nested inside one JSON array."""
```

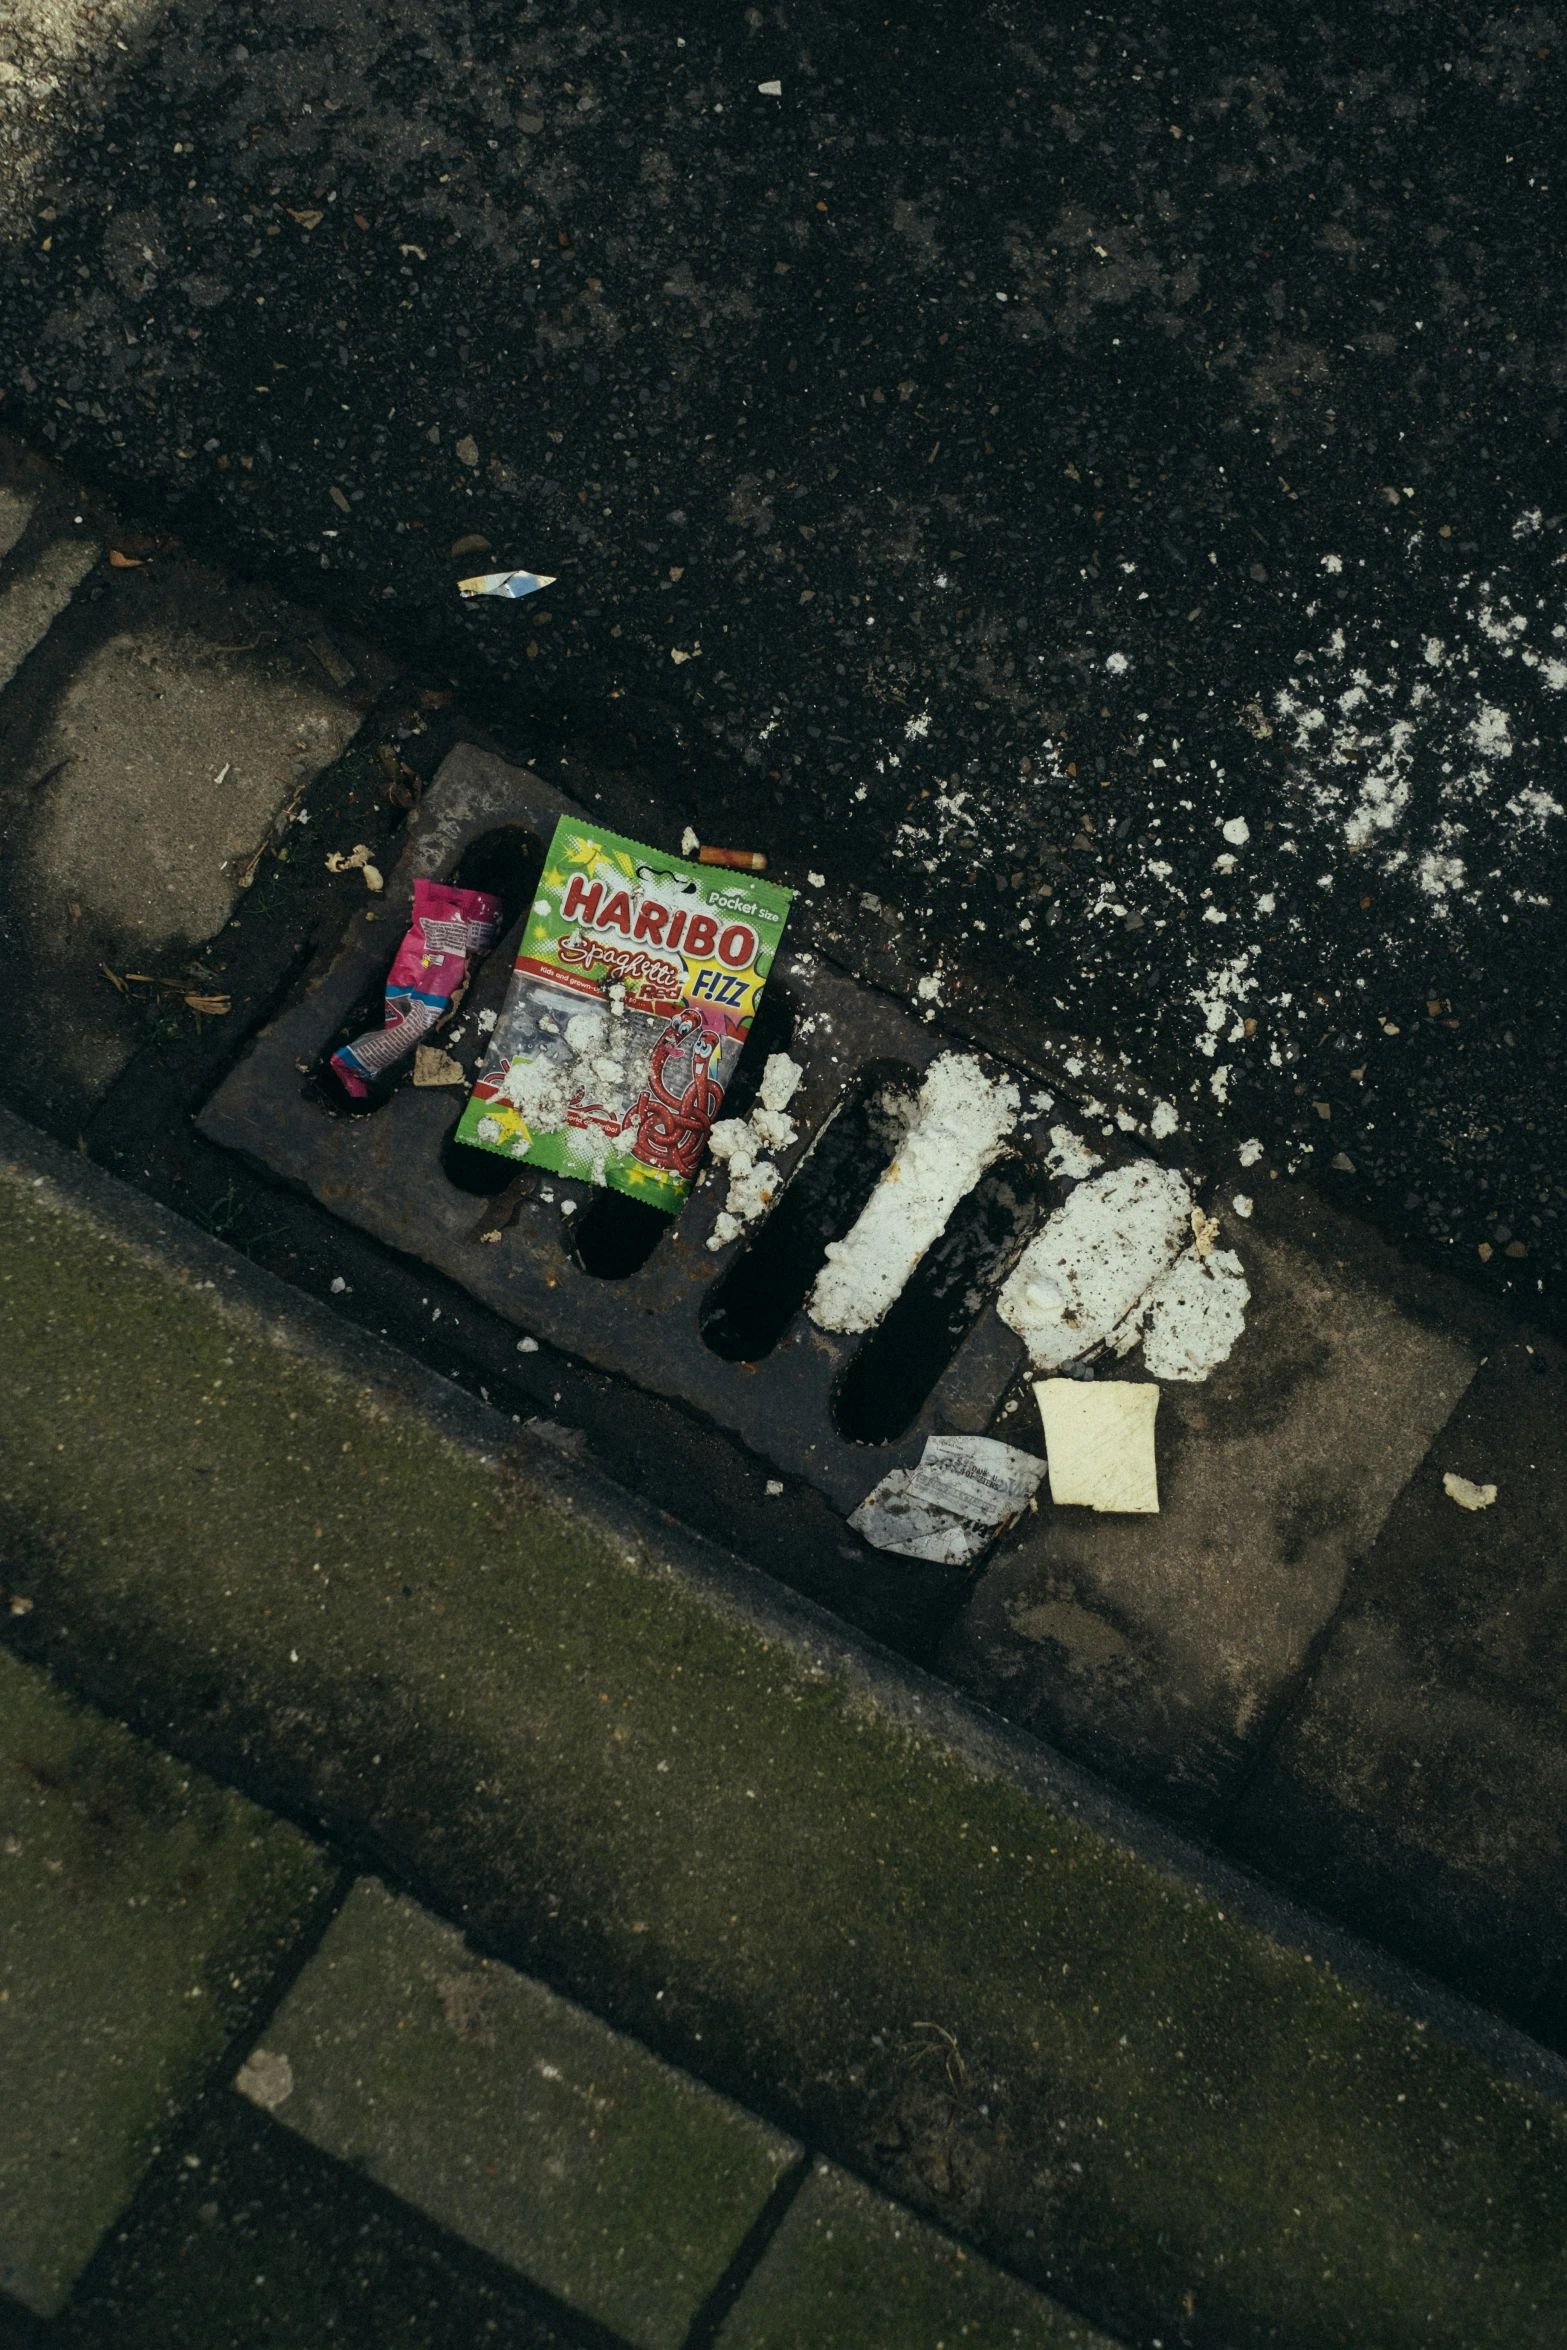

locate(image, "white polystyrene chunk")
[[706, 1118, 754, 1168], [1045, 1124, 1102, 1180], [1138, 1247, 1252, 1381], [748, 1106, 797, 1152], [759, 1053, 804, 1113], [808, 1053, 1020, 1333], [999, 1160, 1192, 1372], [726, 1159, 779, 1223], [564, 1009, 607, 1055]]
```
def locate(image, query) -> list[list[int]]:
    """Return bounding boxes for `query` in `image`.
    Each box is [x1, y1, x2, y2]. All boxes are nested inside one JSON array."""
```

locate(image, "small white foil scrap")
[[849, 1435, 1046, 1565]]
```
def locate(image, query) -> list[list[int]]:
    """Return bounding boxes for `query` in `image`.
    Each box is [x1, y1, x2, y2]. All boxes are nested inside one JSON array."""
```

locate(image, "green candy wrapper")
[[454, 819, 794, 1212]]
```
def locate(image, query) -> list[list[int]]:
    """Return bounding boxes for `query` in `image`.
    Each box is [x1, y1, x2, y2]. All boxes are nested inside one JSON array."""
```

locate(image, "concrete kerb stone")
[[0, 1097, 1559, 2108], [4, 1100, 1567, 2347]]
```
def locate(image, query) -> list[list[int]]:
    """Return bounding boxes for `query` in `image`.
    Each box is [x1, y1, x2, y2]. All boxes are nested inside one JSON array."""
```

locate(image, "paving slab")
[[51, 2090, 594, 2350], [5, 1109, 1567, 2347], [237, 1876, 799, 2350], [1230, 1324, 1567, 2047], [716, 2162, 1112, 2350], [941, 1201, 1475, 1816], [0, 483, 36, 562], [24, 615, 358, 950], [0, 1645, 336, 2321], [0, 455, 387, 1116], [0, 526, 101, 693]]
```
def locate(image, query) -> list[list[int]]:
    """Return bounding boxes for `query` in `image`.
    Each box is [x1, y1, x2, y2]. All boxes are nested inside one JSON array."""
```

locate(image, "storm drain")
[[199, 746, 1136, 1514]]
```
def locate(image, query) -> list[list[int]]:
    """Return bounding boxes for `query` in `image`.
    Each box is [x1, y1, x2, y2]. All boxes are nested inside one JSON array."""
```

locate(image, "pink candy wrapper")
[[330, 877, 502, 1100]]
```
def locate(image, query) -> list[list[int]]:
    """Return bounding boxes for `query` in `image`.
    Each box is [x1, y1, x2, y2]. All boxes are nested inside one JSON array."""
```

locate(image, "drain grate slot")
[[700, 1066, 915, 1365], [832, 1158, 1051, 1445], [714, 984, 796, 1126], [440, 1111, 522, 1195], [304, 962, 400, 1119], [571, 1191, 670, 1279], [450, 825, 546, 928]]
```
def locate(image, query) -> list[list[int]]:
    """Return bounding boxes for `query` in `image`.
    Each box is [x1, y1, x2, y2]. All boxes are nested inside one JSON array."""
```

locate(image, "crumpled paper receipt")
[[849, 1434, 1046, 1565]]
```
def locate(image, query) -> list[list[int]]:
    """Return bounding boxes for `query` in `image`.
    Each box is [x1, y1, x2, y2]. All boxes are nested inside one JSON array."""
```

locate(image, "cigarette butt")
[[697, 847, 768, 872]]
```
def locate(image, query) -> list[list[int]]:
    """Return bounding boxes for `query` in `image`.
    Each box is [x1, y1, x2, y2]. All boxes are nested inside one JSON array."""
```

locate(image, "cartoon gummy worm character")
[[632, 1005, 726, 1180]]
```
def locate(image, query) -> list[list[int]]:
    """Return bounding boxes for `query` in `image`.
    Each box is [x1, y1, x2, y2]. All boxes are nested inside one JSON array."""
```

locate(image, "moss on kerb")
[[4, 1156, 1567, 2346]]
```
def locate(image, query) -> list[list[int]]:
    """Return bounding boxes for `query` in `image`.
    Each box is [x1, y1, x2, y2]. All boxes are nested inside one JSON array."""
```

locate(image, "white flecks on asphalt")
[[860, 516, 1565, 1196], [810, 1053, 1019, 1333]]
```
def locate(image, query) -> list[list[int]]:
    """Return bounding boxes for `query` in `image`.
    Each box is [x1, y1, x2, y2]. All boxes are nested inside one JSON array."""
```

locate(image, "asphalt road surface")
[[2, 0, 1564, 1326]]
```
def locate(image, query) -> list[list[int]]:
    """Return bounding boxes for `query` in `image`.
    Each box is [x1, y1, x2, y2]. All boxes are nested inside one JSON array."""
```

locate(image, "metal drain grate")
[[199, 746, 1128, 1513]]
